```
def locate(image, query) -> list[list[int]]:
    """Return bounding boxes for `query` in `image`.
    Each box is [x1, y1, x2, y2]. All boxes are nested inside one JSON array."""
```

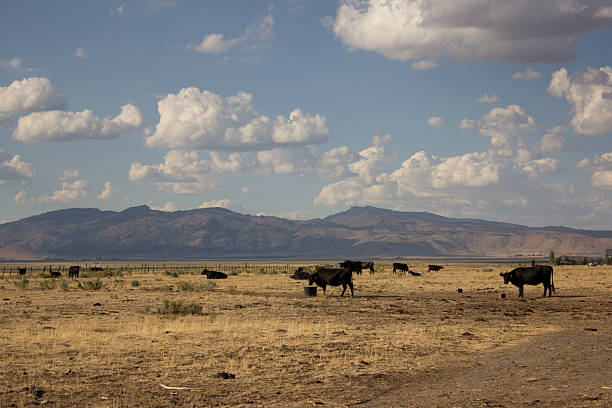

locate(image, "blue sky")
[[1, 0, 612, 229]]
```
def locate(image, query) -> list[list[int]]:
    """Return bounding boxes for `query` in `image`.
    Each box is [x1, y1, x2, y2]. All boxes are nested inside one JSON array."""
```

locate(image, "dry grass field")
[[0, 262, 610, 407]]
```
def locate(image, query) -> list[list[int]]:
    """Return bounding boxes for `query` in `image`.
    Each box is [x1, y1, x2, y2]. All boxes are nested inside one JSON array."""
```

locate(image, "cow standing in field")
[[201, 269, 228, 279], [428, 264, 443, 272], [50, 266, 61, 278], [393, 263, 409, 274], [308, 267, 354, 297], [68, 266, 80, 279], [290, 267, 310, 280], [499, 265, 555, 298], [18, 267, 26, 276], [340, 260, 374, 275]]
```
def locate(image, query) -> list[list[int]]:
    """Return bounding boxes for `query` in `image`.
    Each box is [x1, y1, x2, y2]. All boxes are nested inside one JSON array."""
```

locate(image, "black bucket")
[[304, 286, 317, 297]]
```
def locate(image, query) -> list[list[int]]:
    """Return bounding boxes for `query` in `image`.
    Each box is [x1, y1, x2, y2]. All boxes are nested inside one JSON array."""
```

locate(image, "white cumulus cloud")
[[547, 66, 612, 135], [331, 0, 612, 63], [58, 169, 79, 181], [13, 103, 144, 142], [36, 180, 88, 204], [145, 88, 329, 151], [411, 60, 438, 70], [1, 57, 22, 69], [477, 94, 500, 104], [199, 198, 235, 209], [0, 150, 35, 185], [0, 77, 66, 126], [427, 116, 445, 128], [512, 68, 543, 80], [98, 181, 116, 199]]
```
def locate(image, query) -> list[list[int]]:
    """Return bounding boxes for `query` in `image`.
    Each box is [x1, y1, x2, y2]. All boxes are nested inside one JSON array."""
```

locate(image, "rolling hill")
[[0, 205, 610, 260]]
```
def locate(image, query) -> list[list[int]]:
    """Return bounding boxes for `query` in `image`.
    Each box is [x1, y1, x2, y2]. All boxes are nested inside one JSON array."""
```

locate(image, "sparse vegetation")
[[39, 280, 57, 290], [156, 299, 203, 316], [15, 278, 29, 289], [176, 280, 217, 292], [131, 280, 140, 287], [78, 279, 103, 291]]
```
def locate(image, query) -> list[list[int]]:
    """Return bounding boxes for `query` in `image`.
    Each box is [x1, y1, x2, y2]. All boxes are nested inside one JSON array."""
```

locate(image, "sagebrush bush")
[[176, 280, 217, 292], [131, 280, 140, 287], [156, 299, 202, 316], [40, 280, 57, 290], [15, 278, 29, 289], [79, 279, 102, 291]]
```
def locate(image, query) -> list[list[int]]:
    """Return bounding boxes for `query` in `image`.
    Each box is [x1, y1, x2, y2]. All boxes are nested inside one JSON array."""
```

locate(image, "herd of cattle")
[[288, 260, 555, 299], [14, 260, 556, 299]]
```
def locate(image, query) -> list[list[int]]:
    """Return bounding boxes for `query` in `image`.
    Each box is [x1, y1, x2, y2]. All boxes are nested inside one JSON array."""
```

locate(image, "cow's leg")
[[341, 283, 347, 297], [543, 284, 548, 297], [518, 285, 524, 297], [348, 281, 354, 297]]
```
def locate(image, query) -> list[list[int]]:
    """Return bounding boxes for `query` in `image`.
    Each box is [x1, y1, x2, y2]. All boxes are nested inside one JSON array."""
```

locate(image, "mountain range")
[[0, 205, 611, 260]]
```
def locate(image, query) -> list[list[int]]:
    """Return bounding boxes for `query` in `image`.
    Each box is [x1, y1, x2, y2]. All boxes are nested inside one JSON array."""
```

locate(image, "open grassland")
[[0, 262, 611, 407]]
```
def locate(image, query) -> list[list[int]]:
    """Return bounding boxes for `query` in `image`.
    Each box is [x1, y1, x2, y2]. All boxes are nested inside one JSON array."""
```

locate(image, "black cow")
[[290, 267, 310, 280], [308, 268, 354, 297], [408, 270, 421, 276], [393, 263, 409, 274], [68, 266, 80, 279], [50, 268, 61, 278], [201, 269, 228, 279], [17, 267, 26, 276], [428, 264, 443, 272], [500, 265, 555, 298], [339, 260, 374, 275]]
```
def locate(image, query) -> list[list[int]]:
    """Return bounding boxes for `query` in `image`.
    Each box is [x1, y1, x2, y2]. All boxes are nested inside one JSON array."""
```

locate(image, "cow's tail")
[[551, 267, 555, 293]]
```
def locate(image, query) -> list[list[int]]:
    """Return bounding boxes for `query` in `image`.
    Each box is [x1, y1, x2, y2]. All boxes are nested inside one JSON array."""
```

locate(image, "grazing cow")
[[499, 265, 555, 298], [339, 260, 373, 275], [308, 267, 354, 297], [89, 266, 104, 272], [290, 267, 310, 280], [363, 261, 375, 274], [68, 265, 80, 279], [18, 267, 26, 276], [393, 263, 409, 274], [50, 269, 61, 278], [428, 264, 444, 272], [201, 268, 228, 279], [408, 270, 421, 276]]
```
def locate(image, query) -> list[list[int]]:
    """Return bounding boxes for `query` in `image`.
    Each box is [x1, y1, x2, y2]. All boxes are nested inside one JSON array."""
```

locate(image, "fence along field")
[[0, 261, 611, 407]]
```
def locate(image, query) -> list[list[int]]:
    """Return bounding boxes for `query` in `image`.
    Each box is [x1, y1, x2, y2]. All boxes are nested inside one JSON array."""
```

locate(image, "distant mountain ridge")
[[0, 205, 610, 260]]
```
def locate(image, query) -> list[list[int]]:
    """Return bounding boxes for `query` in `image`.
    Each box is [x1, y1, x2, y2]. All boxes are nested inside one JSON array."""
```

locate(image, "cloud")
[[188, 34, 240, 54], [331, 0, 612, 63], [477, 93, 500, 104], [189, 6, 274, 54], [14, 190, 28, 204], [547, 66, 612, 135], [146, 88, 329, 151], [149, 201, 179, 211], [592, 170, 612, 188], [539, 126, 567, 152], [58, 169, 79, 181], [0, 150, 35, 186], [1, 57, 21, 69], [477, 105, 537, 149], [199, 198, 234, 209], [578, 152, 612, 189], [13, 103, 144, 142], [36, 180, 88, 204], [98, 181, 116, 199], [511, 68, 543, 80], [427, 116, 445, 128], [411, 59, 438, 71], [257, 146, 316, 175], [458, 118, 476, 130], [74, 48, 87, 59], [0, 77, 66, 126], [110, 5, 125, 15]]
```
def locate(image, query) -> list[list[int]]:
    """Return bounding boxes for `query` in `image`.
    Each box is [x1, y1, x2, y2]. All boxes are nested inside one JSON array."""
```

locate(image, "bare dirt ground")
[[0, 262, 610, 407]]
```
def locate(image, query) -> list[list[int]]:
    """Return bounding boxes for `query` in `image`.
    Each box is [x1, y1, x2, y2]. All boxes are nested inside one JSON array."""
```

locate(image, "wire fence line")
[[0, 262, 321, 277]]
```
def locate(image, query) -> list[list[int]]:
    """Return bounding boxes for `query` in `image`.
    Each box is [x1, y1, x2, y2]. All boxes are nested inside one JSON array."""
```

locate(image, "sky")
[[1, 0, 612, 229]]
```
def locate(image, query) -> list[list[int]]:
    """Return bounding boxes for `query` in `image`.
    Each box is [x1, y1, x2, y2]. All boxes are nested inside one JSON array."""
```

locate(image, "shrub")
[[176, 280, 217, 292], [40, 280, 57, 290], [229, 270, 240, 276], [79, 279, 103, 291], [15, 278, 29, 289], [156, 299, 202, 316], [59, 280, 69, 291], [131, 280, 141, 287], [164, 270, 179, 277]]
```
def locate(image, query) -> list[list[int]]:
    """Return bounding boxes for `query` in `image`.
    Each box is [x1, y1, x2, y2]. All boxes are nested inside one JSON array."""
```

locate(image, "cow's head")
[[307, 274, 316, 286], [499, 271, 512, 284]]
